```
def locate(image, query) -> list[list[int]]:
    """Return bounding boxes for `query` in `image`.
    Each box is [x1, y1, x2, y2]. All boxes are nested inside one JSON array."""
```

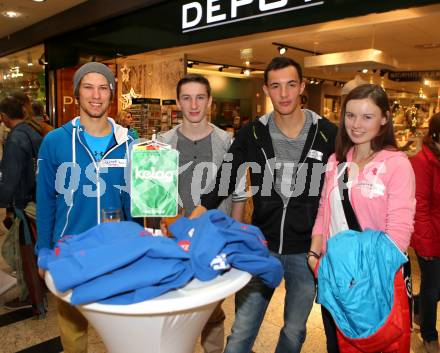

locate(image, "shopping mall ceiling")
[[0, 2, 439, 99], [0, 0, 87, 39], [124, 3, 440, 98]]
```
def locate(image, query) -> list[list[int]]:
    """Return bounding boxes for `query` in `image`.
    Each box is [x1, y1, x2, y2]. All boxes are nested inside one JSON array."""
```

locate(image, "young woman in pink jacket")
[[308, 84, 415, 353], [411, 113, 440, 353]]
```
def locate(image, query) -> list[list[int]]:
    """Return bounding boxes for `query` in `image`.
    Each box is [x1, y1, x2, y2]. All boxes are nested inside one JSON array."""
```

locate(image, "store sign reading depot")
[[182, 0, 324, 33]]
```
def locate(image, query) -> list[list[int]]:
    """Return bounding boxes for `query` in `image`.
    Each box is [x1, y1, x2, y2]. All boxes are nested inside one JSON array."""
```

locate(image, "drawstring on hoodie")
[[59, 126, 77, 238]]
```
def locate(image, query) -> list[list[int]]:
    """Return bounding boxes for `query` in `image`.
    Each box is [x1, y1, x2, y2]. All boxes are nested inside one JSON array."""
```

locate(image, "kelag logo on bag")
[[130, 148, 179, 217]]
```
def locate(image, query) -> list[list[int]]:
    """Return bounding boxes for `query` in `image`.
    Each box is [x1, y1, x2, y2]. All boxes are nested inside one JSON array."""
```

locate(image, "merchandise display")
[[130, 98, 161, 138], [129, 99, 145, 137], [39, 211, 283, 305], [161, 99, 180, 131]]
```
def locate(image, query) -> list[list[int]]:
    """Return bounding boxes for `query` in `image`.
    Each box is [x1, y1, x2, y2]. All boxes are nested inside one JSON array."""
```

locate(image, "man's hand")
[[189, 205, 207, 219], [160, 215, 183, 237], [38, 268, 46, 280], [160, 205, 206, 235]]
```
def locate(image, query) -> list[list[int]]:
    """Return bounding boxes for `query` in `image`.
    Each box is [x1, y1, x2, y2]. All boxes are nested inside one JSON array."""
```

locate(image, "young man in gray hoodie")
[[158, 73, 245, 353]]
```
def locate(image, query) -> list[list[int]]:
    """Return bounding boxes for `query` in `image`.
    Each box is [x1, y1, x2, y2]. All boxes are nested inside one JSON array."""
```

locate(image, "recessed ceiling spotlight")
[[362, 69, 368, 74], [278, 46, 287, 55], [3, 11, 22, 18], [33, 0, 47, 2]]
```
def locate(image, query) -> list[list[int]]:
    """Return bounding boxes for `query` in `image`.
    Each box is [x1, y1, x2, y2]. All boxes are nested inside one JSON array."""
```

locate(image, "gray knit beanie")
[[73, 62, 115, 98]]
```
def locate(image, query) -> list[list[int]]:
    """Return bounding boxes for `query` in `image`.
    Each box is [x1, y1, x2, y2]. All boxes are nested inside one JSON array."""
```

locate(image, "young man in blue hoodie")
[[36, 62, 134, 353]]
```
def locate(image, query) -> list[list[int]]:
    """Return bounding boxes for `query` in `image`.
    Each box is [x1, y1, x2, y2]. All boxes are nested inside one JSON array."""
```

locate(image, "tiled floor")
[[0, 212, 438, 352]]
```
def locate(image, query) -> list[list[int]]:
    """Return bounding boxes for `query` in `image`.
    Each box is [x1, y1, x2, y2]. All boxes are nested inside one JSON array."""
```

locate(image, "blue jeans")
[[224, 252, 316, 353]]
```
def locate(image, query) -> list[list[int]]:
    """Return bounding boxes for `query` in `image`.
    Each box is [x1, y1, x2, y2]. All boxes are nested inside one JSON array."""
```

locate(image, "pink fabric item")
[[312, 148, 415, 253]]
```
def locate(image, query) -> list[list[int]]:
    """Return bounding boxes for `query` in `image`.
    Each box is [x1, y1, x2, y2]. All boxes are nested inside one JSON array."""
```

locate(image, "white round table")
[[45, 269, 251, 353]]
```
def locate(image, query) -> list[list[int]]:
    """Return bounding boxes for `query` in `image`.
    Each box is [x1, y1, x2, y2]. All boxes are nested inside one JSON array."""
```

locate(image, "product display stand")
[[161, 99, 176, 132], [45, 268, 251, 353], [130, 98, 161, 138]]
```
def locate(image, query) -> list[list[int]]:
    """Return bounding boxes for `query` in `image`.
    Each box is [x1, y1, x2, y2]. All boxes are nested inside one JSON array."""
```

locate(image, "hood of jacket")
[[420, 143, 440, 166], [258, 108, 321, 127], [347, 147, 408, 164], [64, 116, 131, 145]]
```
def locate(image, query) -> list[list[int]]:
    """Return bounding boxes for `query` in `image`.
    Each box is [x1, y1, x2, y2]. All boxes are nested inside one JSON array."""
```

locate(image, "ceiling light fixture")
[[304, 49, 399, 71], [362, 69, 368, 74], [3, 11, 21, 18], [38, 53, 48, 66], [187, 60, 199, 68], [414, 42, 440, 50], [272, 42, 322, 55], [32, 0, 47, 2], [187, 59, 261, 77], [304, 77, 346, 87]]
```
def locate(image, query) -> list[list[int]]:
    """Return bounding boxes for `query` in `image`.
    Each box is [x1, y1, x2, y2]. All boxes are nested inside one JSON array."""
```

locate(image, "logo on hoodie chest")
[[352, 162, 386, 198]]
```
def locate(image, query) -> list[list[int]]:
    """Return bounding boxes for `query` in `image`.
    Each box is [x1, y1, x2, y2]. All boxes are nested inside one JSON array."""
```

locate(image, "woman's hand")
[[308, 256, 319, 272], [307, 249, 321, 276]]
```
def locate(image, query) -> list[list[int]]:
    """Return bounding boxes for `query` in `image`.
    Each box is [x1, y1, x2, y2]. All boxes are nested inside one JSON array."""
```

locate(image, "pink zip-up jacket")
[[312, 148, 416, 253]]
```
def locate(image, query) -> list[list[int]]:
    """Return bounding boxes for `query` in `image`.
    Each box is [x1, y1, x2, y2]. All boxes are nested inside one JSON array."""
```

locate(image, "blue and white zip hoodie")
[[36, 117, 134, 255]]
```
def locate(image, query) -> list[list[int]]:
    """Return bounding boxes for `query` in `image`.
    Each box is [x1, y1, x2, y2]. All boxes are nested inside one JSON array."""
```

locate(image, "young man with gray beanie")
[[36, 62, 134, 353]]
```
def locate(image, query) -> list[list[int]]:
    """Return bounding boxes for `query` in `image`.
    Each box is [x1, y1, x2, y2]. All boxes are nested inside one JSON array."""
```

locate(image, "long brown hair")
[[424, 112, 440, 161], [335, 84, 397, 162]]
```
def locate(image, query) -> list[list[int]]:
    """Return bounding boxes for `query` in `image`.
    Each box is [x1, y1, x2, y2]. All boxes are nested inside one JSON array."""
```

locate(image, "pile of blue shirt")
[[39, 210, 283, 305]]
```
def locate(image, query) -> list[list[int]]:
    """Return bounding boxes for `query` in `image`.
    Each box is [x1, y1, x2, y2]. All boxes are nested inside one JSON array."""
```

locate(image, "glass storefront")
[[0, 44, 46, 104]]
